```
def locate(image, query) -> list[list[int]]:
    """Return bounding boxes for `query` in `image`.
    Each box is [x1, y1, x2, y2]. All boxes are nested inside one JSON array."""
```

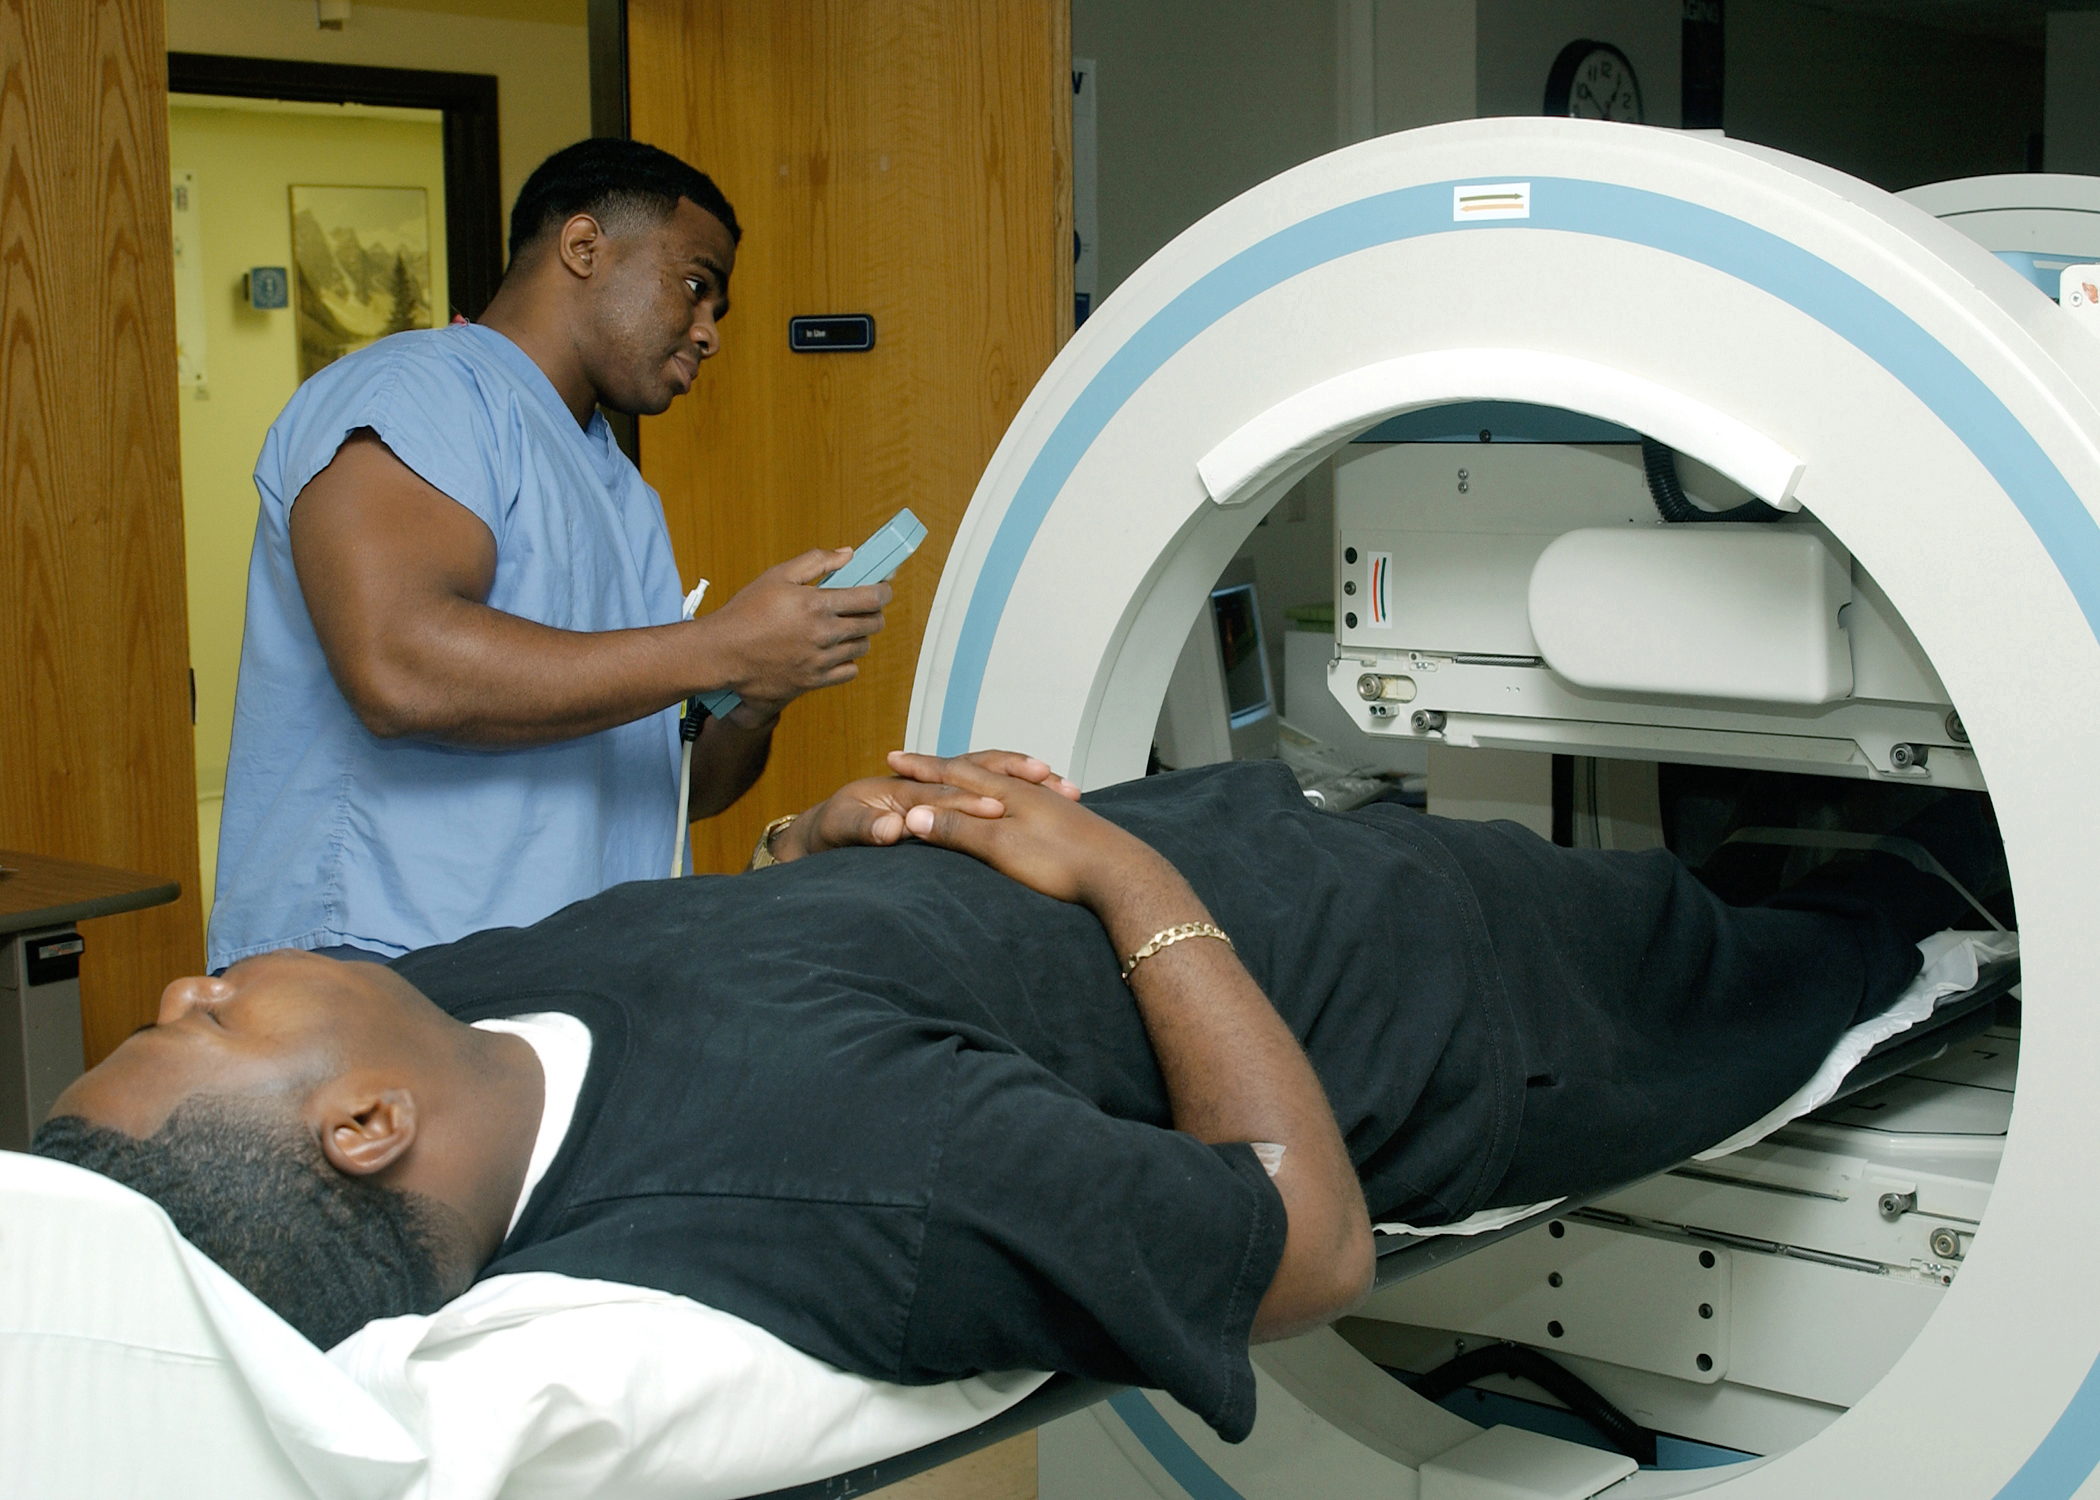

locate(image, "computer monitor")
[[1153, 562, 1279, 769], [1210, 582, 1272, 730]]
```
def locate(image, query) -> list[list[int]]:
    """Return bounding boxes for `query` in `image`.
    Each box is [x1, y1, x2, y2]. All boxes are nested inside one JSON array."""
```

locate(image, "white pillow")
[[0, 1149, 418, 1500], [0, 1151, 1044, 1500], [331, 1274, 1047, 1500]]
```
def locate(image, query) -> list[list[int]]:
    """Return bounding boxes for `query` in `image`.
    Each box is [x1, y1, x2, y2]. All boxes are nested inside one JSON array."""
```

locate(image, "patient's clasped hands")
[[766, 750, 1074, 868], [769, 748, 1193, 916]]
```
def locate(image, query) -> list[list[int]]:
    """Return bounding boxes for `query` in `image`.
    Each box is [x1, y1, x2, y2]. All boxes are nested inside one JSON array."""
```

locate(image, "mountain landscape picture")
[[290, 184, 432, 380]]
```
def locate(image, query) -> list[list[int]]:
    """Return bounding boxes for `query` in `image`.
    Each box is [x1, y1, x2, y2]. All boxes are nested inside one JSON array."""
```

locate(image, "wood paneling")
[[630, 0, 1071, 873], [871, 1431, 1036, 1499], [1, 0, 204, 1063]]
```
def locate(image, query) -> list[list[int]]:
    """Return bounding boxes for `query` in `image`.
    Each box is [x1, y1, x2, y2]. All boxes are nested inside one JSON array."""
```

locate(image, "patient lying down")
[[37, 752, 1951, 1443]]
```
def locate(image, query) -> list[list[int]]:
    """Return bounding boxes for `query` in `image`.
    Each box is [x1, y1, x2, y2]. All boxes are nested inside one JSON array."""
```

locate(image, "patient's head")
[[34, 1100, 450, 1348], [32, 950, 520, 1347]]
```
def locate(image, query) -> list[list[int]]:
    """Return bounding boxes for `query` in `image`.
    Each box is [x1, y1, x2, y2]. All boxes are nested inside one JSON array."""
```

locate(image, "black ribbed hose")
[[1406, 1340, 1659, 1467], [1642, 437, 1786, 525]]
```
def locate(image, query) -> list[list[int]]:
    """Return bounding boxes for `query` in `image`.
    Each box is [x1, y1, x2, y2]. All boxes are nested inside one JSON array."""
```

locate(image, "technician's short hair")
[[33, 1101, 454, 1350], [508, 137, 742, 263]]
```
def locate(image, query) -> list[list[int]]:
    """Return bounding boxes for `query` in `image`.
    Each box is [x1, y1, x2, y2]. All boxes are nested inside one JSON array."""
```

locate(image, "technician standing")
[[209, 139, 886, 970]]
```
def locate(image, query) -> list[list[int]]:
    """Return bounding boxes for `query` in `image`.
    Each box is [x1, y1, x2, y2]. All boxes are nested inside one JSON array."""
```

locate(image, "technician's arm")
[[289, 432, 889, 746], [885, 752, 1376, 1341], [683, 710, 778, 821]]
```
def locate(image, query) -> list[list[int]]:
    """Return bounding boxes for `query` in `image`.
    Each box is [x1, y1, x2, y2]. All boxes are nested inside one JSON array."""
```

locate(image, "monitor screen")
[[1210, 582, 1270, 727]]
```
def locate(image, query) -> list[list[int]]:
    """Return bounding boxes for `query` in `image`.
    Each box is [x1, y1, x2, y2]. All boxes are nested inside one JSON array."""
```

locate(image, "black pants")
[[1397, 816, 1933, 1212]]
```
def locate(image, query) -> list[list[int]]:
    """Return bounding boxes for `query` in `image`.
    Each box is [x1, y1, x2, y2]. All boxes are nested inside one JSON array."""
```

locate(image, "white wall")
[[1373, 0, 1476, 133], [1070, 0, 1350, 693], [1070, 0, 1339, 302], [1727, 0, 2040, 190], [2048, 11, 2100, 176], [164, 0, 591, 236], [1372, 0, 1677, 133]]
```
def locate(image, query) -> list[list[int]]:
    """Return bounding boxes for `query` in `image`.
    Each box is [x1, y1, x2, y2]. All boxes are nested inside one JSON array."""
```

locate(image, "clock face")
[[1545, 40, 1643, 124]]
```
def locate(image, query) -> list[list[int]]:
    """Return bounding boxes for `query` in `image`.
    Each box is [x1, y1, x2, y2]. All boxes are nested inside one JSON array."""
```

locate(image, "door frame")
[[167, 52, 504, 320]]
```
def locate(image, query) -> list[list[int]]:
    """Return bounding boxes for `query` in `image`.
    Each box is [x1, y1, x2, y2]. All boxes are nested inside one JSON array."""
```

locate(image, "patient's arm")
[[886, 751, 1375, 1341]]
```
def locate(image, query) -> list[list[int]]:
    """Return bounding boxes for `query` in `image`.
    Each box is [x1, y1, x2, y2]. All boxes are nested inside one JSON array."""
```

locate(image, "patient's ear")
[[314, 1082, 417, 1177]]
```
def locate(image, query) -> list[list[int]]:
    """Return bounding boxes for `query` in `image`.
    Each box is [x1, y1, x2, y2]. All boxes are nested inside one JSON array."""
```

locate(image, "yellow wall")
[[170, 97, 447, 923], [164, 0, 590, 227]]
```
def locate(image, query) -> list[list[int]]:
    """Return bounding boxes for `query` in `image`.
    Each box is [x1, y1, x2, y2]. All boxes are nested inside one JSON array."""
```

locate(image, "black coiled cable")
[[1407, 1340, 1659, 1467], [1642, 437, 1785, 525]]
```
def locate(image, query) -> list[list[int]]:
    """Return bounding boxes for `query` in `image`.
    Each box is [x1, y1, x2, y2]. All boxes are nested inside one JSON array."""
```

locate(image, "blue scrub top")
[[208, 324, 686, 970]]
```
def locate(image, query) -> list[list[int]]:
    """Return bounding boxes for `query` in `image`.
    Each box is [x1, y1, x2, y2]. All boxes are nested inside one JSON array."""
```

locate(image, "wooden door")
[[629, 0, 1071, 874], [1, 0, 205, 1062]]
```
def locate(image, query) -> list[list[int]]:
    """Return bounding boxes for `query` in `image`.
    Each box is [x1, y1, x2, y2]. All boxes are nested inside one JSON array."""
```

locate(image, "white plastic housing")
[[1196, 349, 1805, 513], [1527, 526, 1854, 704]]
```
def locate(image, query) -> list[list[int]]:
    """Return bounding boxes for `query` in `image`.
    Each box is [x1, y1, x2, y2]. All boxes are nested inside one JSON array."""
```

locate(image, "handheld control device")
[[697, 507, 928, 723]]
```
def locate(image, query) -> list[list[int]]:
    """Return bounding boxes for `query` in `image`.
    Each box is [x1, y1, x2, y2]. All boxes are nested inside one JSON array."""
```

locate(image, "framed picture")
[[290, 183, 432, 380]]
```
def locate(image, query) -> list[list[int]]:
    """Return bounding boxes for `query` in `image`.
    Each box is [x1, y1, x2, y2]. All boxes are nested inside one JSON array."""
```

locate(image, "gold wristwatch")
[[748, 813, 799, 870]]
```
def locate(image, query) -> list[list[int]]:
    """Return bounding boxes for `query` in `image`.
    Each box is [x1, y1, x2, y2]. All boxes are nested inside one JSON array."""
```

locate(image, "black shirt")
[[392, 759, 1901, 1440], [391, 762, 1522, 1441]]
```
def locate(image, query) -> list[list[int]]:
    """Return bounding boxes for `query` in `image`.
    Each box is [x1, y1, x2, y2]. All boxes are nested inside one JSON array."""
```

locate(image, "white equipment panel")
[[1529, 527, 1852, 704], [1326, 442, 1969, 784], [1368, 1217, 1735, 1385]]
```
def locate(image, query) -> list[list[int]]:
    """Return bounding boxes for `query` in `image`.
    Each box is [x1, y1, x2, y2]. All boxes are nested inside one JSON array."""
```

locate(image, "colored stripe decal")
[[1106, 1391, 1249, 1500], [1994, 1356, 2100, 1499]]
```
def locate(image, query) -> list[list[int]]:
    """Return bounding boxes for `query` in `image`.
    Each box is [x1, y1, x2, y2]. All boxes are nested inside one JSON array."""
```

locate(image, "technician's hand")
[[885, 750, 1162, 908], [700, 548, 889, 708], [722, 694, 788, 732]]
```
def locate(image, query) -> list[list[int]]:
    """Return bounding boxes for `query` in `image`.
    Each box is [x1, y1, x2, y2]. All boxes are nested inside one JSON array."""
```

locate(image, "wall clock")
[[1544, 40, 1643, 123]]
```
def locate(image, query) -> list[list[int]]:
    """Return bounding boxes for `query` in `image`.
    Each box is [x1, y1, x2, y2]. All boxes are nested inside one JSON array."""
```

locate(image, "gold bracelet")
[[1120, 921, 1233, 980], [748, 813, 798, 871]]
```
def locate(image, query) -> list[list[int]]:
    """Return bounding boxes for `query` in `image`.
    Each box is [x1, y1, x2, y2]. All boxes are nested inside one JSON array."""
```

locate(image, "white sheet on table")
[[331, 1275, 1048, 1500], [1373, 1198, 1566, 1239], [1692, 927, 2017, 1160], [1374, 929, 2016, 1238]]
